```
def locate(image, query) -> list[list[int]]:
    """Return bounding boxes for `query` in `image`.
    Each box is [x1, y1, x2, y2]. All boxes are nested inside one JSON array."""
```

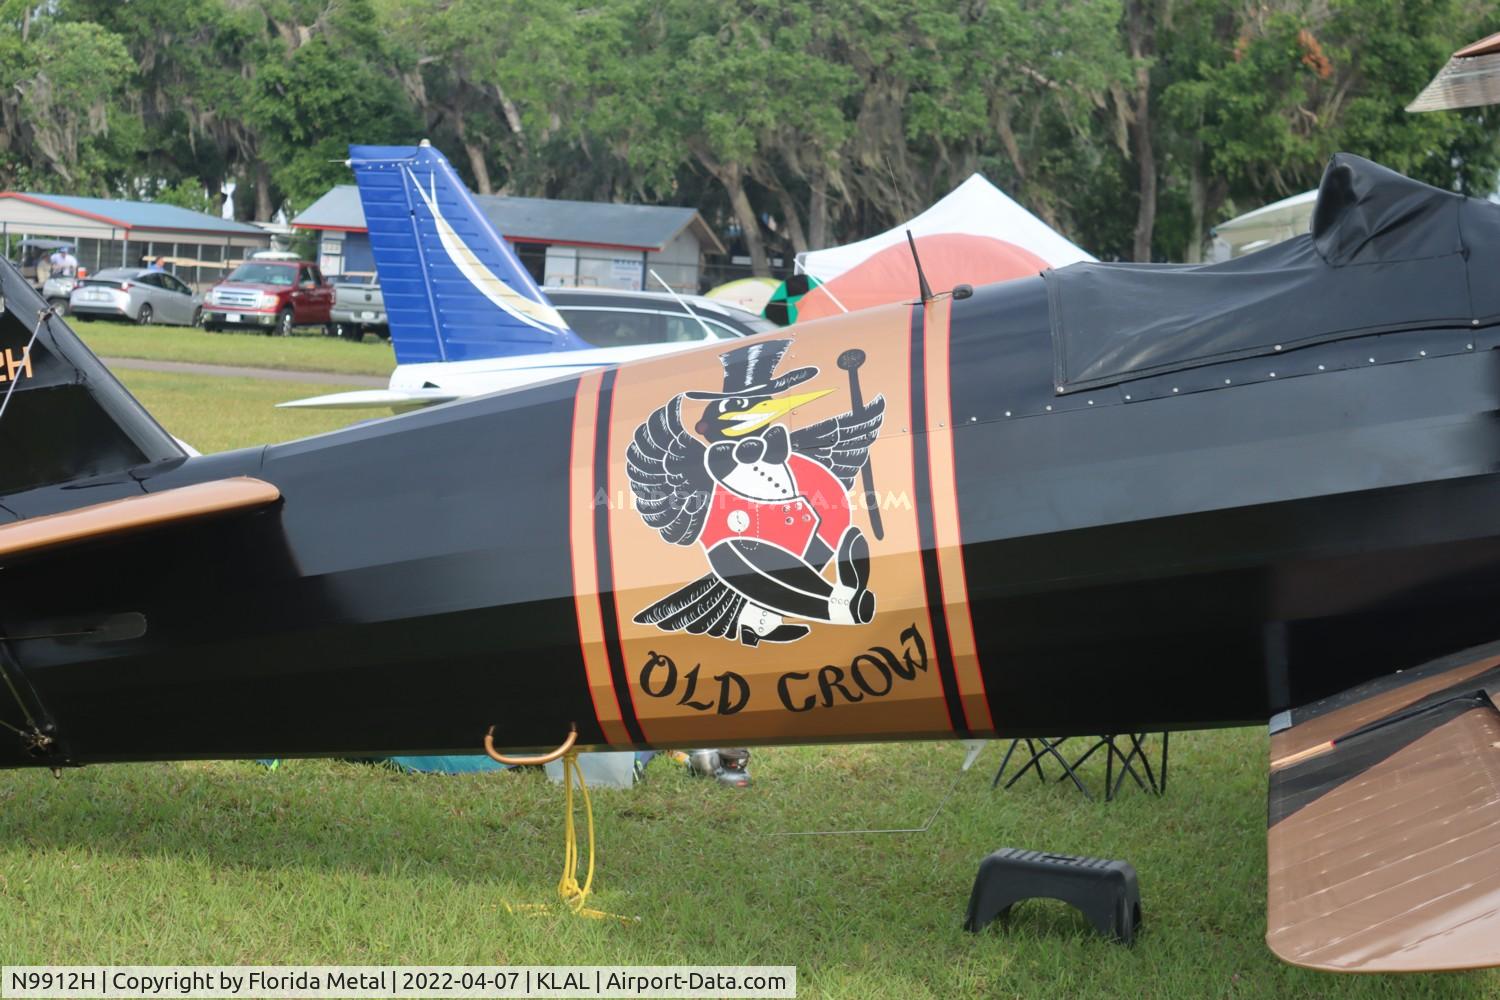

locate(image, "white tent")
[[1209, 190, 1317, 261], [796, 174, 1094, 281]]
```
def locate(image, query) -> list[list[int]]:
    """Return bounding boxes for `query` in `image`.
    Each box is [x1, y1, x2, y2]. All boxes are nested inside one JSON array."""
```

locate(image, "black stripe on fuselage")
[[594, 368, 648, 745], [908, 304, 969, 737]]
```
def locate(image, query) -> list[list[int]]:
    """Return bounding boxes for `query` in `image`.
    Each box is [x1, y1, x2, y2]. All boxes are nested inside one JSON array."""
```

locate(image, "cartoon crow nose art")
[[627, 339, 886, 647]]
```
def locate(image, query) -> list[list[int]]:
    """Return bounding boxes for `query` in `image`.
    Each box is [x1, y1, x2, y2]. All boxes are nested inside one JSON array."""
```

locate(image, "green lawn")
[[115, 369, 392, 454], [2, 737, 1495, 998], [1, 370, 1496, 997], [73, 317, 396, 377]]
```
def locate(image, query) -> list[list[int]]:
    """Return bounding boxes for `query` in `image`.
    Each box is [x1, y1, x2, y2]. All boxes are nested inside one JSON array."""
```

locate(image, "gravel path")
[[102, 356, 388, 387]]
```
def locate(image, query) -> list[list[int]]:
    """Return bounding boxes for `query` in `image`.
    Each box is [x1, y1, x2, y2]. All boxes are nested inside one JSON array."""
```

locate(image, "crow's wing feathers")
[[790, 395, 886, 489], [625, 396, 712, 546], [633, 573, 745, 642]]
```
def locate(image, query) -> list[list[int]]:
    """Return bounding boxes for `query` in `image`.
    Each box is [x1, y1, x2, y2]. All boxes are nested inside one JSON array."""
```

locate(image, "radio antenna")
[[906, 230, 934, 303], [649, 268, 716, 340]]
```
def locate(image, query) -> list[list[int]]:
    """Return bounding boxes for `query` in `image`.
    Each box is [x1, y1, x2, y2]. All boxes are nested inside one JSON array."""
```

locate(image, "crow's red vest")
[[699, 454, 851, 558]]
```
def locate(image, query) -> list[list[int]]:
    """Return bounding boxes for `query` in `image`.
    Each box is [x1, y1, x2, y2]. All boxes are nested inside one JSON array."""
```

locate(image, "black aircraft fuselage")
[[4, 154, 1500, 769], [2, 286, 1500, 767]]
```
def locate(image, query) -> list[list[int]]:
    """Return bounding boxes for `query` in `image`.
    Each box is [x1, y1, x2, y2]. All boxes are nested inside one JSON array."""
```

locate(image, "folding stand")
[[991, 733, 1169, 801]]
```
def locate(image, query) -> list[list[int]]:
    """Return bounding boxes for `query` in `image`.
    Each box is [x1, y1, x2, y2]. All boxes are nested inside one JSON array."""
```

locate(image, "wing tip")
[[1267, 933, 1500, 974]]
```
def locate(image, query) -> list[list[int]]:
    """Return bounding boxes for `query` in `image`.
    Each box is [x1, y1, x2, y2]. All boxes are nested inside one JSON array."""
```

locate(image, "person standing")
[[49, 245, 78, 277]]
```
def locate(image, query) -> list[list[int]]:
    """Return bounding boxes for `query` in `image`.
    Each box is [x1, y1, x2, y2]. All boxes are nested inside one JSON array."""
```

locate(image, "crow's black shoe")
[[837, 526, 871, 592], [835, 527, 876, 624]]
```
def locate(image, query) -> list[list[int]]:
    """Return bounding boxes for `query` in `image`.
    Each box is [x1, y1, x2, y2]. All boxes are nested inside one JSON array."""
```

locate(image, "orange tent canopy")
[[795, 233, 1050, 323]]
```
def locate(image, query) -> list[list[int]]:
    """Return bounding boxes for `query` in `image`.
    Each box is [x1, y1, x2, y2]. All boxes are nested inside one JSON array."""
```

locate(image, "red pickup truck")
[[201, 258, 334, 335]]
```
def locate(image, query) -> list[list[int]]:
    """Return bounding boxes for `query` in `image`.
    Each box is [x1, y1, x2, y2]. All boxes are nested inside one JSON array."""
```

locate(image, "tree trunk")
[[231, 174, 256, 221], [719, 164, 769, 276], [769, 181, 809, 258], [699, 147, 770, 275], [1186, 152, 1205, 263], [1125, 1, 1156, 263], [996, 108, 1026, 183], [493, 84, 526, 147], [449, 112, 493, 194], [253, 160, 274, 222], [464, 143, 494, 195], [808, 179, 829, 250], [1128, 109, 1155, 262]]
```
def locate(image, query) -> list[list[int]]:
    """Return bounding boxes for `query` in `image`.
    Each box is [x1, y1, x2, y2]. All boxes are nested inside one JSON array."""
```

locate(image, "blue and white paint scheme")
[[283, 141, 748, 413], [349, 141, 587, 365]]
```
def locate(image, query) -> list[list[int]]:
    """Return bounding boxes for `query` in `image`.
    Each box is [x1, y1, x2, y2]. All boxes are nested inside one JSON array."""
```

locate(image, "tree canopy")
[[2, 0, 1496, 267]]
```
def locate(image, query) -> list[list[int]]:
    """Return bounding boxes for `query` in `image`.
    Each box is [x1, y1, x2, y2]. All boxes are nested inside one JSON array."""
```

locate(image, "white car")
[[69, 268, 203, 326]]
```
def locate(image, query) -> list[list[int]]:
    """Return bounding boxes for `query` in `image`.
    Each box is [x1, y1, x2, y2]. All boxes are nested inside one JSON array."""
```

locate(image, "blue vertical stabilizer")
[[349, 142, 588, 364]]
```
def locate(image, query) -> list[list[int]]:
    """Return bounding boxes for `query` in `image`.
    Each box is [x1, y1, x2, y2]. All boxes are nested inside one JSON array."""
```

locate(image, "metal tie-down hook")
[[482, 723, 578, 766]]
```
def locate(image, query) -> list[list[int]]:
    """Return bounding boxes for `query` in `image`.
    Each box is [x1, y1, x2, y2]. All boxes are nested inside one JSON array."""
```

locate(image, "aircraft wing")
[[275, 388, 463, 411], [1266, 645, 1500, 972], [0, 478, 280, 564]]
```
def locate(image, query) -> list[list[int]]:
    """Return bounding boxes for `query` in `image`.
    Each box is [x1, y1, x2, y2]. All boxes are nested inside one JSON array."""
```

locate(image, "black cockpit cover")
[[1047, 154, 1500, 392]]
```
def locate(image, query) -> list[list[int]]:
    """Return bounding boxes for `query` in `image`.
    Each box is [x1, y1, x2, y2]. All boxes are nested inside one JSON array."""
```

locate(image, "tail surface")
[[349, 142, 588, 365], [0, 259, 184, 499]]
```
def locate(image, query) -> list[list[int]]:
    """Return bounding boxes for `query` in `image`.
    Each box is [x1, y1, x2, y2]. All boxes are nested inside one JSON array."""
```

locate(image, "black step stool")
[[965, 848, 1141, 944]]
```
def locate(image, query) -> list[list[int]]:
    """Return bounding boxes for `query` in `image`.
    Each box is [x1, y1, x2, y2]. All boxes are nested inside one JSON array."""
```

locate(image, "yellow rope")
[[558, 750, 601, 916], [503, 749, 636, 924]]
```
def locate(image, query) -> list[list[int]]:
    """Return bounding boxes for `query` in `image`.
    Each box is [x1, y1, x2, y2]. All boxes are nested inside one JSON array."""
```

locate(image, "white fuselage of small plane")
[[279, 340, 706, 411]]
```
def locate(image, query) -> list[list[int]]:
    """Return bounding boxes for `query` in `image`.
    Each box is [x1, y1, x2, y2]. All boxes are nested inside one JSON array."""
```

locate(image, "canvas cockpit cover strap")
[[1046, 154, 1500, 392]]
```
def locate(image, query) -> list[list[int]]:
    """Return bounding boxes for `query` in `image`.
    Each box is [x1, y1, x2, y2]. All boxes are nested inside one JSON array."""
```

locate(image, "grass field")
[[72, 318, 396, 377], [3, 736, 1497, 998], [115, 368, 391, 454], [1, 359, 1497, 997]]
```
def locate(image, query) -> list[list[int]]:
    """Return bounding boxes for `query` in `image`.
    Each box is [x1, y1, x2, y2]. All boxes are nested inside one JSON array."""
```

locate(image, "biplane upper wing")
[[1266, 644, 1500, 972]]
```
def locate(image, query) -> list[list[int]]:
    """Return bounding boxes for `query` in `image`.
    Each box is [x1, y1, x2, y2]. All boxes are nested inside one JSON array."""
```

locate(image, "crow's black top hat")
[[685, 339, 818, 400]]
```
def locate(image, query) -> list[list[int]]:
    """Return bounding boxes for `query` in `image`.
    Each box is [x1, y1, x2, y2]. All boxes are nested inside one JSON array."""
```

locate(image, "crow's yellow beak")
[[719, 389, 833, 437]]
